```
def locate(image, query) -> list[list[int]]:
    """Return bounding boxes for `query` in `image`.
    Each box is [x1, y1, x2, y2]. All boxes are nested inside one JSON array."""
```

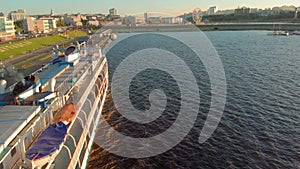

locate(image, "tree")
[[56, 19, 65, 27], [14, 20, 24, 33], [81, 18, 88, 27]]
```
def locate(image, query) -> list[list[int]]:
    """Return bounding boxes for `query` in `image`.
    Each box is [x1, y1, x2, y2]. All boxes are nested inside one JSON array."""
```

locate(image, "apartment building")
[[24, 17, 56, 34], [0, 16, 16, 40], [8, 9, 26, 22]]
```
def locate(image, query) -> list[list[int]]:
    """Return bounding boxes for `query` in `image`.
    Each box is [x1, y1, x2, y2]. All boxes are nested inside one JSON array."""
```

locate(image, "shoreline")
[[197, 23, 300, 31], [103, 23, 300, 32]]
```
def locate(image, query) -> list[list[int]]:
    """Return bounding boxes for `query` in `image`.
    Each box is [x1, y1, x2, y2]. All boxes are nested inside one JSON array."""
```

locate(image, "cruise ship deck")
[[0, 106, 41, 155], [0, 53, 108, 169]]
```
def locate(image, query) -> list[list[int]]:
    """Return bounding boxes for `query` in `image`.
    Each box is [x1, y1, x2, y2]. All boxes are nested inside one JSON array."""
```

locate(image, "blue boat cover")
[[26, 122, 67, 160]]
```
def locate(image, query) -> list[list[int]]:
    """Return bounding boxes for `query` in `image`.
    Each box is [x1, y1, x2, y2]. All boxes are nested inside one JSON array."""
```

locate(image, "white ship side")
[[0, 30, 116, 169]]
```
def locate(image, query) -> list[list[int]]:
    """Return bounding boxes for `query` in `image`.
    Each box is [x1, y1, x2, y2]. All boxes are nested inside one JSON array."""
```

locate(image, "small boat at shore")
[[268, 31, 289, 36], [292, 31, 300, 35], [268, 24, 290, 36]]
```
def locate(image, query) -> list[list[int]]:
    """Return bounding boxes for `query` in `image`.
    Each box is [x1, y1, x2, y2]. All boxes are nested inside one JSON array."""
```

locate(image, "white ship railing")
[[0, 56, 106, 169], [38, 53, 107, 169], [0, 29, 112, 169]]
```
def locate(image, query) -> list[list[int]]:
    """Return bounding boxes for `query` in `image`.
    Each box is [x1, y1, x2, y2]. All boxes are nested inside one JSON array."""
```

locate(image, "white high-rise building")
[[109, 8, 117, 16], [144, 12, 148, 23], [161, 17, 183, 24], [40, 18, 57, 31], [123, 16, 145, 26], [8, 9, 27, 22], [207, 6, 218, 15], [50, 9, 54, 17], [0, 16, 15, 40]]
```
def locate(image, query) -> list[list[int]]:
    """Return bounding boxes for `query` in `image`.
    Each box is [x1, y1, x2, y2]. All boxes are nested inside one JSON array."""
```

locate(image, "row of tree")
[[201, 11, 299, 23]]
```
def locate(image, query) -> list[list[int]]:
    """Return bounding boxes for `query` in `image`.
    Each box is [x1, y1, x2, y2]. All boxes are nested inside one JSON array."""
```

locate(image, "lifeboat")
[[53, 103, 77, 125], [25, 121, 67, 167], [25, 103, 77, 167]]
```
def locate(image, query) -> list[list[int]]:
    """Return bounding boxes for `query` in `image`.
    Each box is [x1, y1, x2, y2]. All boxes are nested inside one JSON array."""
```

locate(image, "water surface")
[[89, 31, 300, 169]]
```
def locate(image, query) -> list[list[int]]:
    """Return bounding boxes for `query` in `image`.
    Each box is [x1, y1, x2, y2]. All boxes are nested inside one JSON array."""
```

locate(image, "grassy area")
[[0, 31, 87, 60], [0, 35, 65, 60], [13, 53, 52, 70], [68, 31, 87, 38], [39, 54, 52, 61], [13, 53, 46, 67]]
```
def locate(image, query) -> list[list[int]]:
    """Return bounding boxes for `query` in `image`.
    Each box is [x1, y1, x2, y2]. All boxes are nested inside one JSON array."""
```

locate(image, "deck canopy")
[[0, 106, 40, 154]]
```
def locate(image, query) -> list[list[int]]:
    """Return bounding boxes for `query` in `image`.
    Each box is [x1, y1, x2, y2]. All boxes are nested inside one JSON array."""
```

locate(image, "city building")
[[280, 5, 297, 12], [80, 14, 87, 21], [272, 7, 281, 15], [109, 8, 117, 16], [257, 9, 273, 17], [5, 20, 15, 36], [207, 6, 218, 15], [272, 5, 297, 15], [8, 9, 27, 22], [23, 17, 56, 34], [87, 20, 100, 26], [0, 16, 16, 40], [64, 13, 81, 26], [23, 17, 35, 33], [50, 9, 54, 17], [123, 16, 145, 26], [234, 7, 251, 16], [180, 12, 193, 22], [250, 8, 258, 14], [34, 20, 49, 33], [86, 15, 97, 21], [161, 17, 183, 24], [75, 21, 83, 26], [107, 8, 120, 20], [144, 13, 148, 23], [215, 9, 235, 15], [40, 18, 57, 31], [147, 17, 162, 24], [0, 17, 4, 32], [96, 14, 106, 21], [134, 16, 145, 25]]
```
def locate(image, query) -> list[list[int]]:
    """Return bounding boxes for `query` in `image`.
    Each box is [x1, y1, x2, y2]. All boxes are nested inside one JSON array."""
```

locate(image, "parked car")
[[16, 36, 26, 40]]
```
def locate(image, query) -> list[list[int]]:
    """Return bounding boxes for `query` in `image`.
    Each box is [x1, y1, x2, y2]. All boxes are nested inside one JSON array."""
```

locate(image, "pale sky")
[[1, 0, 300, 16]]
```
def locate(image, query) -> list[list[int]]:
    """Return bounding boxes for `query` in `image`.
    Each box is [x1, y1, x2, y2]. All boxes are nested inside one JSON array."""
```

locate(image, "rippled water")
[[88, 31, 300, 169]]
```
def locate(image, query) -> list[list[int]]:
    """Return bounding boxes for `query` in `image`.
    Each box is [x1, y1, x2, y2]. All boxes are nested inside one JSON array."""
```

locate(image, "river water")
[[88, 31, 300, 169]]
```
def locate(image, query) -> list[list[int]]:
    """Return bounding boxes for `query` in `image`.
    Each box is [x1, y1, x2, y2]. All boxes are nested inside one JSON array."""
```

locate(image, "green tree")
[[81, 18, 88, 27], [56, 19, 65, 27], [14, 20, 24, 33]]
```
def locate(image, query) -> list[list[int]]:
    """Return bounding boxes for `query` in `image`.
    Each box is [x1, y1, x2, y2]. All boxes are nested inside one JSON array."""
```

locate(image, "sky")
[[1, 0, 300, 16]]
